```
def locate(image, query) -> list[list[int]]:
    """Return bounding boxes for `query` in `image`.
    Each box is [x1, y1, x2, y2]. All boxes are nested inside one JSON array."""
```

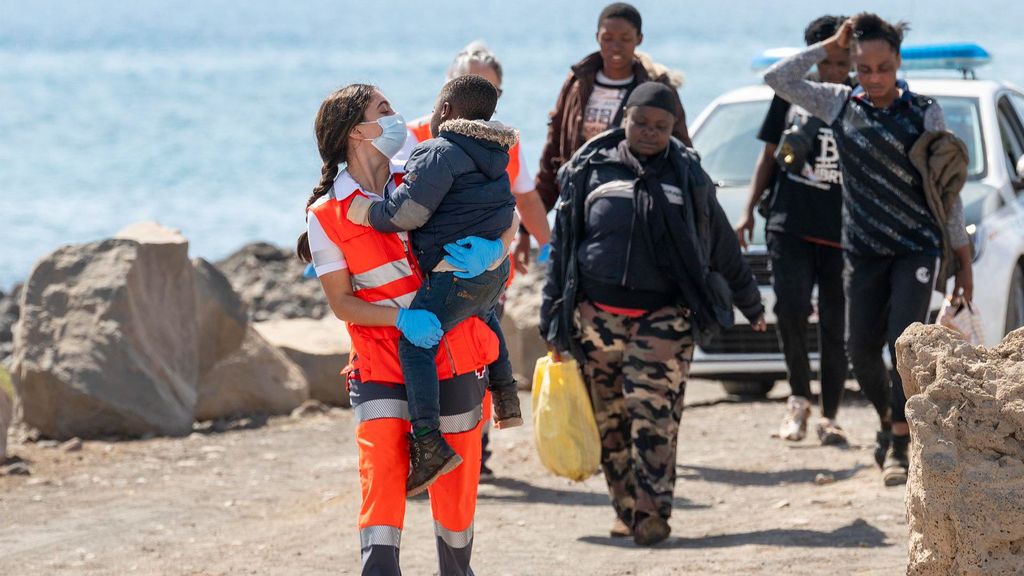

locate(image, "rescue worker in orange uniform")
[[396, 41, 550, 481], [297, 83, 515, 575]]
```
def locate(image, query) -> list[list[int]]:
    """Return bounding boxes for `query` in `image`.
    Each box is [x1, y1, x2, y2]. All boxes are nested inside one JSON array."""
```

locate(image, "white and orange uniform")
[[307, 162, 497, 576]]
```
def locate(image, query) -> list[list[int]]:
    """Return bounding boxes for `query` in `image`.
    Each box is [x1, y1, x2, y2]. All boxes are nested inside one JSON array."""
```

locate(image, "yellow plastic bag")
[[531, 354, 601, 481]]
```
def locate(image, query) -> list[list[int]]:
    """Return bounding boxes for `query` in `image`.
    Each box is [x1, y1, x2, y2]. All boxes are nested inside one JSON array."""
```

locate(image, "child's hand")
[[345, 195, 375, 227], [443, 236, 505, 279]]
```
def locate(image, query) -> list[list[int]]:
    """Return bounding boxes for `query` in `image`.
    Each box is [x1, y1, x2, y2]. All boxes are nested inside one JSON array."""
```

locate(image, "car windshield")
[[693, 95, 986, 186], [691, 100, 772, 187]]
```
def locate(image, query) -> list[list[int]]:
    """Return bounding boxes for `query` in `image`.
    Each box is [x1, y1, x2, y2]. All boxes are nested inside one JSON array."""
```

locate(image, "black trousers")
[[768, 232, 847, 419], [844, 252, 938, 425]]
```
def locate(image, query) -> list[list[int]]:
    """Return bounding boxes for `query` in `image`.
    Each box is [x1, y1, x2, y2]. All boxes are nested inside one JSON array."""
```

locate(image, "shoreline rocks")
[[895, 323, 1024, 576]]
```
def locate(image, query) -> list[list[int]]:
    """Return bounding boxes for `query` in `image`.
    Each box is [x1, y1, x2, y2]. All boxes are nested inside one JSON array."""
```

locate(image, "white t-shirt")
[[305, 163, 405, 277], [582, 71, 635, 141]]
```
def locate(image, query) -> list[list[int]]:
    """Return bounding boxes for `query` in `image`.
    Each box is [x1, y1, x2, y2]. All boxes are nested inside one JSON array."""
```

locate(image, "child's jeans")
[[401, 257, 514, 433]]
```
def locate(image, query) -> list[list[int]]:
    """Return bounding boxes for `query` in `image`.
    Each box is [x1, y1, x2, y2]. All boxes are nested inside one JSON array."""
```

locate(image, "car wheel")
[[1006, 262, 1024, 335], [721, 380, 776, 397]]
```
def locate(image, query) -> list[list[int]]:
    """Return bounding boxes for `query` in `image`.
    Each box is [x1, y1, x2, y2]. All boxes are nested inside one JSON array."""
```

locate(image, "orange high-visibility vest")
[[309, 174, 499, 384], [408, 115, 521, 188]]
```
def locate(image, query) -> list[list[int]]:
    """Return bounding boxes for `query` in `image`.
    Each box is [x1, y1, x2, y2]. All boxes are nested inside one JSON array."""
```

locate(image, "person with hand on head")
[[522, 2, 691, 270], [345, 75, 523, 496], [400, 41, 551, 275], [764, 13, 973, 486], [298, 84, 499, 575], [736, 15, 852, 447], [541, 82, 765, 547]]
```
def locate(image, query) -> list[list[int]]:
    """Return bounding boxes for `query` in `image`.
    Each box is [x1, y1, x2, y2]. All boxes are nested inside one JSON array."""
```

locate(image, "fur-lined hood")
[[438, 118, 519, 149], [437, 118, 518, 180]]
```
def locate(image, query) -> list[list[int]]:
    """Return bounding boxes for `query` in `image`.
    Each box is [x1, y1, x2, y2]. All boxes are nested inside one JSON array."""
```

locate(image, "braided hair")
[[296, 83, 376, 263]]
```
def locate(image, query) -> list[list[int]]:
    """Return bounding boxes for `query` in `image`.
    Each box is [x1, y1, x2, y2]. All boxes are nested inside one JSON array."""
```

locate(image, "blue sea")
[[2, 0, 1022, 288]]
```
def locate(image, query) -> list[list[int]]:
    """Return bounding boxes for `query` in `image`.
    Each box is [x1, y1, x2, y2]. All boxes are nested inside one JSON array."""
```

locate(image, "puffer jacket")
[[535, 51, 692, 211], [363, 118, 518, 273], [540, 129, 763, 362], [909, 130, 970, 286]]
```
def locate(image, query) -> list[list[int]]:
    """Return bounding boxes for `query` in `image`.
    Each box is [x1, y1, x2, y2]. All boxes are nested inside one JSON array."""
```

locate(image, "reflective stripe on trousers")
[[351, 372, 485, 576]]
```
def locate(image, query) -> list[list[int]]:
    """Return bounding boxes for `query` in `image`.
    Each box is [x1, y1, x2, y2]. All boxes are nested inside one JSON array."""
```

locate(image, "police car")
[[688, 43, 1024, 395]]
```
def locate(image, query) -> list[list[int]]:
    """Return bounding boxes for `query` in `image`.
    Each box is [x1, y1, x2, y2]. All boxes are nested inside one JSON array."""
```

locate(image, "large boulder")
[[10, 223, 199, 439], [195, 326, 309, 421], [501, 259, 547, 387], [215, 242, 328, 321], [193, 256, 309, 420], [193, 258, 248, 375], [253, 315, 350, 406], [895, 323, 1024, 576]]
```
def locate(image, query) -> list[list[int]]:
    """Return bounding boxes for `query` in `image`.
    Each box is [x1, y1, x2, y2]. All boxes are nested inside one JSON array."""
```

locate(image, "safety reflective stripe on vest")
[[350, 259, 419, 309], [434, 520, 474, 549], [438, 404, 483, 434]]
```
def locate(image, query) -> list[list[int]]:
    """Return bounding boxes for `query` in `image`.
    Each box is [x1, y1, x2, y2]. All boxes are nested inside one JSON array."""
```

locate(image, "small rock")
[[36, 440, 60, 449], [290, 399, 329, 419], [814, 473, 836, 485], [60, 438, 83, 452], [1, 461, 31, 476], [772, 499, 790, 509]]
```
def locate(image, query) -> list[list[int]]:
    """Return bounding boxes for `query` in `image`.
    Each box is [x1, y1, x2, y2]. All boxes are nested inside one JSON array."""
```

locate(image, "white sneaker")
[[778, 396, 812, 441]]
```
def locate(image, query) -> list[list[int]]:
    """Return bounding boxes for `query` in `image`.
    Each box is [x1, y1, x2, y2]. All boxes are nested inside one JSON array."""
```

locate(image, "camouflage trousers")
[[575, 300, 695, 526]]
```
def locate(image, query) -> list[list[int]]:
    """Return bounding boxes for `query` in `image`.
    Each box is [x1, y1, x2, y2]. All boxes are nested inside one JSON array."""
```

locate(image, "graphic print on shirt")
[[583, 85, 630, 141], [787, 105, 843, 189]]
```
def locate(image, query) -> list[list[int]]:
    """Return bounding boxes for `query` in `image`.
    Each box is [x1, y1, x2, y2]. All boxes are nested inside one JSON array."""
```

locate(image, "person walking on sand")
[[541, 82, 765, 546], [298, 83, 512, 574], [764, 13, 973, 486], [517, 2, 691, 269], [736, 15, 852, 446]]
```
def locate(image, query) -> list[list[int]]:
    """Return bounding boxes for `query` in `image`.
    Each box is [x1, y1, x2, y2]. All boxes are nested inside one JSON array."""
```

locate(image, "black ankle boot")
[[406, 430, 462, 497], [874, 429, 892, 469]]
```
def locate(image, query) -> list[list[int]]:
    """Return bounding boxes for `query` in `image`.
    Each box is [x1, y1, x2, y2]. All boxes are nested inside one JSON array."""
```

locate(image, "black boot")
[[406, 430, 462, 497], [882, 434, 910, 486], [491, 383, 523, 429], [874, 429, 892, 469]]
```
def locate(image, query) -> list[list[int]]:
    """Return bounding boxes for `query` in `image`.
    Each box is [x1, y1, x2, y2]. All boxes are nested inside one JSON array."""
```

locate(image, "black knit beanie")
[[625, 82, 676, 116]]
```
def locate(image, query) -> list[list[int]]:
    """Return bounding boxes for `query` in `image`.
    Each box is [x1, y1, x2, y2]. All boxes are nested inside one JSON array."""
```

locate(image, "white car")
[[687, 54, 1024, 394]]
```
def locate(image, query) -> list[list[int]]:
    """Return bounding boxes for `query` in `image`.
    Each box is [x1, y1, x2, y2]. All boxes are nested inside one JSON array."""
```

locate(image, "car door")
[[996, 94, 1024, 193]]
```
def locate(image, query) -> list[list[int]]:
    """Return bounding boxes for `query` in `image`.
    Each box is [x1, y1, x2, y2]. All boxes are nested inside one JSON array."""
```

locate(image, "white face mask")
[[354, 113, 407, 159]]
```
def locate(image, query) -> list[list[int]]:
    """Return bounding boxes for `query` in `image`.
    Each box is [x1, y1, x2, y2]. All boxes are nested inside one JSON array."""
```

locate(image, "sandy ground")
[[0, 381, 908, 576]]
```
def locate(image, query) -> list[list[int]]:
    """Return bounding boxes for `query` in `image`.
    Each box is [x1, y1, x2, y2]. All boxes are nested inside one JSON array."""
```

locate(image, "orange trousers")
[[351, 371, 485, 576]]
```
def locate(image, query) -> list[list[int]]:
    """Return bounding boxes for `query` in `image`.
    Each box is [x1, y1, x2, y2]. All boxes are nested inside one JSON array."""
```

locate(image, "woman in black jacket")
[[540, 82, 764, 546]]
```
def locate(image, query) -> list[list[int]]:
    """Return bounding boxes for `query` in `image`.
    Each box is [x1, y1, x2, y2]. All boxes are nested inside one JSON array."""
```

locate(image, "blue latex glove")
[[395, 308, 443, 349], [302, 263, 318, 279], [443, 236, 505, 279], [537, 243, 551, 263]]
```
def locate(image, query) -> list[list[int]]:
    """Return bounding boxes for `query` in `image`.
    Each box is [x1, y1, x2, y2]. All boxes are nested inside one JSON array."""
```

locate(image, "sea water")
[[2, 0, 1021, 288]]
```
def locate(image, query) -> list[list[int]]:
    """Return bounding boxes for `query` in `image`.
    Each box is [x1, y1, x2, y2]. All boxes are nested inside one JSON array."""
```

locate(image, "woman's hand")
[[750, 315, 768, 332], [546, 343, 562, 363], [953, 246, 974, 303], [395, 308, 443, 348], [825, 19, 855, 59], [443, 236, 505, 279]]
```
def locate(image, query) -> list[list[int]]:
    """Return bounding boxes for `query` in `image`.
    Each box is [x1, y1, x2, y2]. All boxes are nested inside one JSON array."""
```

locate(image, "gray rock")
[[195, 326, 309, 421], [254, 316, 351, 407], [10, 223, 199, 439], [0, 386, 11, 461], [215, 243, 328, 322]]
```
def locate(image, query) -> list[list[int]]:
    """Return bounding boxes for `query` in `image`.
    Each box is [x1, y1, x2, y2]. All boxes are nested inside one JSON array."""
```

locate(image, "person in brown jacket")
[[513, 3, 692, 266]]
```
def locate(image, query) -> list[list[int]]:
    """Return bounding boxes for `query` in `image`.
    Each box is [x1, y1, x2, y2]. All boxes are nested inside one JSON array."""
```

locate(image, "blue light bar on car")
[[752, 43, 991, 73], [900, 43, 991, 71]]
